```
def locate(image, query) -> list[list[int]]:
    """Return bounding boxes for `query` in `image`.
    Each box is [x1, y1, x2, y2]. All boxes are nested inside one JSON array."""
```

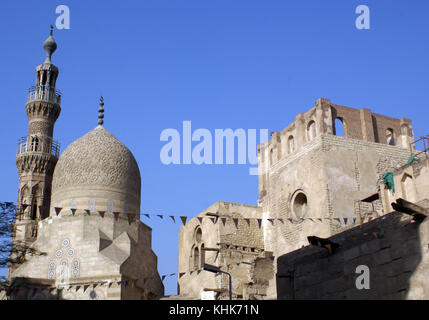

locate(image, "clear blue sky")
[[0, 1, 428, 295]]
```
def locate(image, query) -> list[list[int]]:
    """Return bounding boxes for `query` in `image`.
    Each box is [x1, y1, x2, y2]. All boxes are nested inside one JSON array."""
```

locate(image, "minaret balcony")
[[28, 85, 61, 105], [17, 136, 60, 157]]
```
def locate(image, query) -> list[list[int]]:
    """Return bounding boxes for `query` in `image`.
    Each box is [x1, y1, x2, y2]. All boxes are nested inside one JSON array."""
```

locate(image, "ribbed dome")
[[51, 126, 141, 215]]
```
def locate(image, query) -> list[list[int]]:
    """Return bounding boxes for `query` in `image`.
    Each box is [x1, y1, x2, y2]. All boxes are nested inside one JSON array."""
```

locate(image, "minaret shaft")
[[10, 28, 61, 276]]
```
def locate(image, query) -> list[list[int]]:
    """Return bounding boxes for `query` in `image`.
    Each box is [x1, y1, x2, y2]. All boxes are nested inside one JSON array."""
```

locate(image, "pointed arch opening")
[[288, 136, 295, 154], [386, 128, 395, 145], [334, 118, 345, 137], [307, 120, 316, 141]]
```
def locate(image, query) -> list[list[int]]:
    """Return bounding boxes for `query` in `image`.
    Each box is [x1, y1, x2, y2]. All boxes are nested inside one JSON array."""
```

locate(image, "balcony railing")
[[17, 136, 60, 157], [28, 85, 61, 104]]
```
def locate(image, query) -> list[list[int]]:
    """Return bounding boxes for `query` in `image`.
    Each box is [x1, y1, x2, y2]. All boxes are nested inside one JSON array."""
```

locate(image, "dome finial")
[[43, 25, 57, 64], [98, 96, 105, 126]]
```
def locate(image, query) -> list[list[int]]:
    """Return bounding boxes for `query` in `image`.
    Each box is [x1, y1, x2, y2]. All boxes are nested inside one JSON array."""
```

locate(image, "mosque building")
[[8, 28, 163, 300]]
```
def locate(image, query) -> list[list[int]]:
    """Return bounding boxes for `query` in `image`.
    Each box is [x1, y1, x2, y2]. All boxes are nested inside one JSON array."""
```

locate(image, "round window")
[[291, 191, 308, 220]]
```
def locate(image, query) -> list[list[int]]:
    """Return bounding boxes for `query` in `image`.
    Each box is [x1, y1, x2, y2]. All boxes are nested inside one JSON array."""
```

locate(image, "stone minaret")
[[12, 26, 61, 261]]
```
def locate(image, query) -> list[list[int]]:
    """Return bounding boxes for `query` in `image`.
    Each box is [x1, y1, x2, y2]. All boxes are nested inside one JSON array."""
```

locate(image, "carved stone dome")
[[50, 125, 141, 216]]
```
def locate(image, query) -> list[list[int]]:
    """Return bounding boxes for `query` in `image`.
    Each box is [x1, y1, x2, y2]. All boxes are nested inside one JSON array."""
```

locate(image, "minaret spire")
[[98, 96, 105, 126], [43, 25, 57, 64]]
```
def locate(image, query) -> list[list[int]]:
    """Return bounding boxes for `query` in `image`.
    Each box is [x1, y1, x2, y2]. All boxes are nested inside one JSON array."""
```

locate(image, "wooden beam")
[[392, 198, 428, 222]]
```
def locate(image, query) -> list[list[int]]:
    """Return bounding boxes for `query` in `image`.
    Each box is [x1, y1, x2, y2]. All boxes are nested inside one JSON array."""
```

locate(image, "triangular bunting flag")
[[180, 216, 187, 226], [113, 212, 120, 221], [317, 218, 323, 222], [353, 217, 357, 224], [169, 216, 176, 223], [144, 214, 150, 218], [179, 272, 185, 278], [70, 208, 77, 216], [343, 218, 348, 225], [221, 217, 227, 226], [98, 211, 105, 218], [124, 280, 129, 287], [197, 217, 203, 224], [54, 207, 62, 216], [197, 270, 201, 275], [257, 219, 262, 229], [233, 218, 239, 228], [161, 275, 166, 281], [127, 213, 136, 225], [75, 285, 81, 292], [84, 209, 90, 216], [267, 219, 274, 226], [288, 218, 293, 223], [169, 273, 175, 276], [190, 271, 194, 275], [278, 218, 284, 224], [157, 215, 164, 219], [83, 285, 89, 292], [22, 204, 29, 211]]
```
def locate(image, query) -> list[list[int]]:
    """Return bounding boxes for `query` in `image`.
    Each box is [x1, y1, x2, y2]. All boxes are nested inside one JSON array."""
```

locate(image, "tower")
[[13, 26, 61, 257]]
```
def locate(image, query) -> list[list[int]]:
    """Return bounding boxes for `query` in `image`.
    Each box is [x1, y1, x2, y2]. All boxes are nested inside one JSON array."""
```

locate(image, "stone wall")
[[277, 211, 429, 300], [9, 214, 163, 300], [263, 134, 412, 261], [177, 201, 267, 299]]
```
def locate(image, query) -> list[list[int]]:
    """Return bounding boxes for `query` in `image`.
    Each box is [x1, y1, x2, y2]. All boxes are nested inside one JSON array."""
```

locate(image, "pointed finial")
[[98, 96, 105, 126], [43, 25, 57, 63]]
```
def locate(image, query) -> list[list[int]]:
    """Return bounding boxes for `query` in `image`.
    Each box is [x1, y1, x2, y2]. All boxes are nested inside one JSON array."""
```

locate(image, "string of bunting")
[[43, 206, 388, 227]]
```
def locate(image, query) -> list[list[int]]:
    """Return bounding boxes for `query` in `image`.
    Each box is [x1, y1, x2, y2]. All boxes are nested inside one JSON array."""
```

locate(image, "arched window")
[[193, 247, 200, 270], [30, 136, 39, 152], [334, 118, 345, 137], [401, 174, 416, 202], [307, 121, 316, 141], [200, 243, 205, 268], [277, 136, 282, 159], [386, 128, 395, 145], [195, 227, 202, 243], [288, 136, 295, 153]]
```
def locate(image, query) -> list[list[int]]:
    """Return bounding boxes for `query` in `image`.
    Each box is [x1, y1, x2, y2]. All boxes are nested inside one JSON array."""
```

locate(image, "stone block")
[[343, 247, 360, 261]]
